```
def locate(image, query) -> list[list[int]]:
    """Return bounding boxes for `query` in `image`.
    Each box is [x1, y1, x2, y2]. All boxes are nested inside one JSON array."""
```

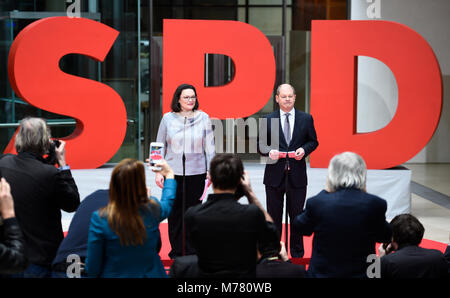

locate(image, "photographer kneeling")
[[182, 153, 275, 278], [0, 117, 80, 277]]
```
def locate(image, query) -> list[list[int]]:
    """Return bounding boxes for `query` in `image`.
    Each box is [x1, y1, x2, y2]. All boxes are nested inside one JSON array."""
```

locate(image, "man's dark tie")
[[284, 112, 291, 146], [284, 113, 291, 171]]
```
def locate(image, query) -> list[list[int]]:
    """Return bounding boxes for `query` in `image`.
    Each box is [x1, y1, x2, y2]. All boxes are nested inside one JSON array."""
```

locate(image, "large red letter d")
[[310, 20, 442, 169]]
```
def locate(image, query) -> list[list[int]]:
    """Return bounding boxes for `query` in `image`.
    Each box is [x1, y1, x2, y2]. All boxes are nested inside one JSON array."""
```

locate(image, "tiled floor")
[[405, 163, 450, 244], [407, 163, 450, 196]]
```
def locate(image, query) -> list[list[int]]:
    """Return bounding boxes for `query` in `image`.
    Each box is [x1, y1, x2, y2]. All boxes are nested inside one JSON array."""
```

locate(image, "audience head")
[[209, 153, 244, 192], [104, 158, 149, 246], [15, 117, 51, 156], [390, 214, 424, 249], [171, 83, 199, 112], [325, 152, 367, 192], [257, 227, 281, 259]]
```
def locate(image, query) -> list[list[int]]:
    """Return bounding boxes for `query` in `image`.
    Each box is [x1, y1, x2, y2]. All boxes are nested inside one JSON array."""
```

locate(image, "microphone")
[[181, 117, 187, 256], [183, 117, 187, 160], [182, 116, 187, 163]]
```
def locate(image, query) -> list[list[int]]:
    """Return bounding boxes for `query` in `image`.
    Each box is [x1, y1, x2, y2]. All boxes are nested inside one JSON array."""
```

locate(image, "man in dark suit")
[[379, 214, 447, 278], [185, 153, 274, 277], [259, 83, 318, 258], [0, 117, 80, 277], [293, 152, 392, 277]]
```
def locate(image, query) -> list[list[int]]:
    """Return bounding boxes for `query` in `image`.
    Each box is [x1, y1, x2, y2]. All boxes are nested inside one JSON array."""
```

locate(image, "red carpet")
[[157, 223, 448, 263]]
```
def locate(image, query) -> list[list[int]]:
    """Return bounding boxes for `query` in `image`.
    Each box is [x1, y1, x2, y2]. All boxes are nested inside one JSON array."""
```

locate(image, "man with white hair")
[[293, 152, 391, 278], [0, 117, 80, 277]]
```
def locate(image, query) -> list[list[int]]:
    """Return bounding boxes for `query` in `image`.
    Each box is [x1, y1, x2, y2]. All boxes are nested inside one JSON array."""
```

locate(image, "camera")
[[234, 175, 246, 199], [44, 139, 61, 165]]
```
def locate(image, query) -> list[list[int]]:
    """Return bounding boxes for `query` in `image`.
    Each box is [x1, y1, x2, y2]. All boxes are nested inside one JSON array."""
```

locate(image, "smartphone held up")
[[149, 142, 164, 170]]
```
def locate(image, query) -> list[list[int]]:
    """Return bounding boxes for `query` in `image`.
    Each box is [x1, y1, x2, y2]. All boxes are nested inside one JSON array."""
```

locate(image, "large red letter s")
[[310, 21, 442, 169], [6, 17, 127, 169], [163, 19, 276, 119]]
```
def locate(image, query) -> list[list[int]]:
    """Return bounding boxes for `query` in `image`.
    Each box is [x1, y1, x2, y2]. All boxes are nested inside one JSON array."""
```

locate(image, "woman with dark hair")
[[85, 158, 176, 278], [156, 83, 215, 259]]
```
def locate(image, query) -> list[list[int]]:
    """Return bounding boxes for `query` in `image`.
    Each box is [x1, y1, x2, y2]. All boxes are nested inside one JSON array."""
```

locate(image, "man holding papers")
[[259, 83, 318, 258]]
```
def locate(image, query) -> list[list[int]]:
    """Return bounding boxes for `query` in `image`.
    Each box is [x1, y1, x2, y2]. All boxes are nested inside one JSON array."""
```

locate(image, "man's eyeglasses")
[[181, 96, 197, 101]]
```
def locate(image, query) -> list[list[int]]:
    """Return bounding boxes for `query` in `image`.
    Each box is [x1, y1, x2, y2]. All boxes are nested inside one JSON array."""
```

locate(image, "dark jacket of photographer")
[[0, 217, 28, 274], [0, 152, 80, 268], [185, 193, 273, 277]]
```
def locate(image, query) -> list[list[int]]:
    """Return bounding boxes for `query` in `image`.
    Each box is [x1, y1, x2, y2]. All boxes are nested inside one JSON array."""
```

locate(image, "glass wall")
[[0, 0, 346, 165], [0, 0, 143, 163]]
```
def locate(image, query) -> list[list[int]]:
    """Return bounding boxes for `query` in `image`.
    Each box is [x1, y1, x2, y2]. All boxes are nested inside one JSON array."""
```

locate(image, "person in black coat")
[[169, 222, 305, 279], [185, 154, 274, 278], [379, 214, 447, 278], [445, 244, 450, 277], [293, 152, 392, 278], [0, 117, 80, 277], [256, 223, 306, 278], [169, 254, 200, 278], [0, 177, 28, 274], [51, 189, 109, 277], [445, 237, 450, 277], [259, 83, 318, 258]]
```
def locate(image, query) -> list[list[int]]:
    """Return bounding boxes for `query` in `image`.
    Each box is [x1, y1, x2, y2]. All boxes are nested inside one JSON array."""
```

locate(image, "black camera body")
[[44, 139, 61, 165], [234, 183, 245, 200], [234, 174, 247, 200]]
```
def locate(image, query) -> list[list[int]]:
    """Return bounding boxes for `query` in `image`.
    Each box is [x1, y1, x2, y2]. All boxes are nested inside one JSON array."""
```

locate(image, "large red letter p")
[[163, 19, 276, 119]]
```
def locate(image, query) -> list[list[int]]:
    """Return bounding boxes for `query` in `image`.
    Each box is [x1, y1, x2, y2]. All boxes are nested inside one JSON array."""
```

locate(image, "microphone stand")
[[284, 155, 290, 256], [182, 116, 187, 256]]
